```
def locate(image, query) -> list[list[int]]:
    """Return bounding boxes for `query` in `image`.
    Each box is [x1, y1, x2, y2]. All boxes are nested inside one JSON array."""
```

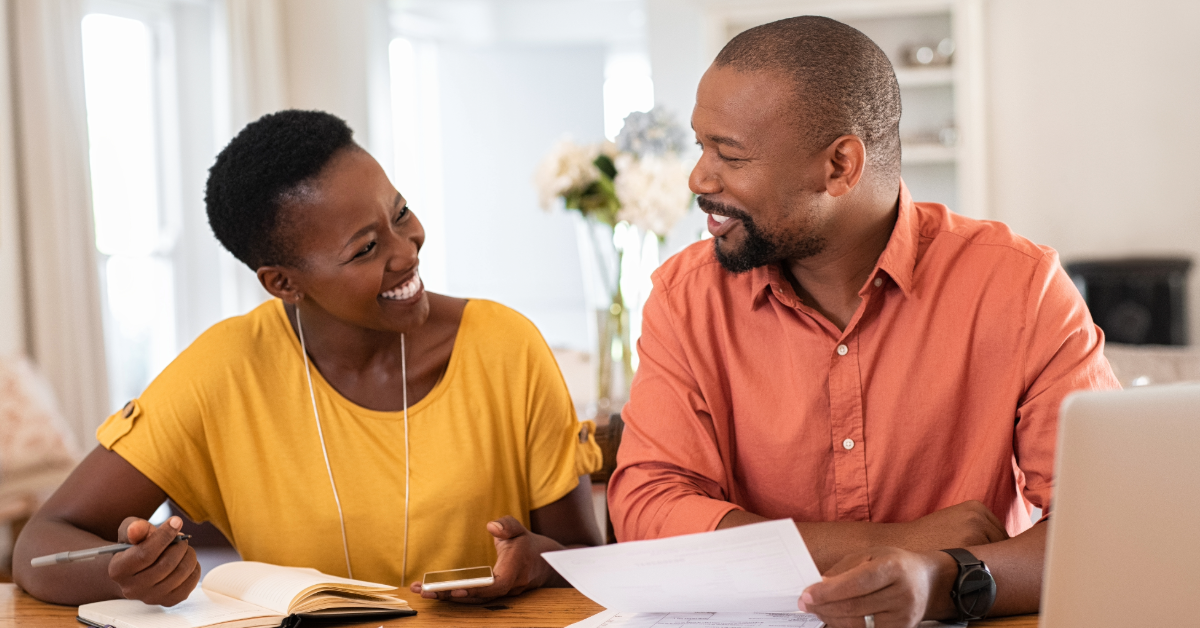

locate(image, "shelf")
[[894, 66, 953, 88], [901, 143, 957, 165]]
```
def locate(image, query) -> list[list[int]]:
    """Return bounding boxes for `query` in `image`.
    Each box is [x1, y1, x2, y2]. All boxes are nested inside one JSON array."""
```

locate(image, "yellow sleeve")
[[95, 325, 231, 527], [518, 318, 603, 510]]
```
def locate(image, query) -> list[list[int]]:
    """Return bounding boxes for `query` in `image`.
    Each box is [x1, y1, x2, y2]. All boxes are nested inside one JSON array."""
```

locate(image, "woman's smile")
[[380, 270, 424, 303]]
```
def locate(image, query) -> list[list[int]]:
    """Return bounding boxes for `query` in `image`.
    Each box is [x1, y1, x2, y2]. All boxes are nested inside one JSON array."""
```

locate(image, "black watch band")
[[941, 548, 996, 622]]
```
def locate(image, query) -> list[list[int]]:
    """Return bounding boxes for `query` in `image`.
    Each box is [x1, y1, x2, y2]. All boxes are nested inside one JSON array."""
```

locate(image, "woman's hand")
[[108, 516, 202, 606], [409, 515, 562, 604]]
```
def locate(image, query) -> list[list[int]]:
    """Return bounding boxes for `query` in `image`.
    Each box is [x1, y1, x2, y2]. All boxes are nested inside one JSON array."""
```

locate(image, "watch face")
[[957, 565, 997, 618]]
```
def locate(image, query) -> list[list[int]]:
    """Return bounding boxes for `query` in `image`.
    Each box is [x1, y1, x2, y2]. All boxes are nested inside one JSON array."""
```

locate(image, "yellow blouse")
[[97, 299, 601, 586]]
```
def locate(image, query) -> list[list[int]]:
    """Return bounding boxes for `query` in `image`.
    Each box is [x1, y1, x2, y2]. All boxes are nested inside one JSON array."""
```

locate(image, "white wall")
[[438, 44, 606, 350], [986, 0, 1200, 344]]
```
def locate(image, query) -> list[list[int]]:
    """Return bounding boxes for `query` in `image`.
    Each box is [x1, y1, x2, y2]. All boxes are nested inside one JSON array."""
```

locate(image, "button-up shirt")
[[608, 184, 1119, 541]]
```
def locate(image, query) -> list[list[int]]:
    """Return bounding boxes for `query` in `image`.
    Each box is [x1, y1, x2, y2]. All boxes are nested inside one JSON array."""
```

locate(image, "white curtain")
[[5, 0, 111, 445], [0, 0, 26, 358], [216, 0, 287, 316]]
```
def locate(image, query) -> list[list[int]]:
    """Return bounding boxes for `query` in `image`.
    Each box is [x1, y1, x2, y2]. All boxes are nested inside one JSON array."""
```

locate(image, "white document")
[[542, 519, 821, 613], [569, 609, 824, 628]]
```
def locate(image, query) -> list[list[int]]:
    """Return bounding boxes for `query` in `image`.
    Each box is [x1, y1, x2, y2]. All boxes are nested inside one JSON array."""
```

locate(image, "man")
[[607, 16, 1118, 628]]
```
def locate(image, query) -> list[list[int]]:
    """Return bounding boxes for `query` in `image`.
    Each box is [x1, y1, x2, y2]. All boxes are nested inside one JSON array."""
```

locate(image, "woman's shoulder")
[[167, 299, 290, 375], [459, 299, 546, 347]]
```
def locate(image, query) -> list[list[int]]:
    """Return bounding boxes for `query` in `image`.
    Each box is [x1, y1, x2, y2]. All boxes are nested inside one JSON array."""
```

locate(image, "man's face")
[[690, 65, 830, 273]]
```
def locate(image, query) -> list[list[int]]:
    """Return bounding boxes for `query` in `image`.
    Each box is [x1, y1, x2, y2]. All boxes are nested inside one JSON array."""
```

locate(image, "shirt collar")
[[749, 179, 919, 309]]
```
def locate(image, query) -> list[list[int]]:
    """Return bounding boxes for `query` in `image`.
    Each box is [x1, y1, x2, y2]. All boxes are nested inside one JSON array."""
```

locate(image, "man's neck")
[[784, 192, 900, 332]]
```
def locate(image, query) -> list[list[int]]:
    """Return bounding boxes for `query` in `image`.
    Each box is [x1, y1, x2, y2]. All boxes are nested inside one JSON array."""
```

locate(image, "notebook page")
[[202, 561, 395, 614], [79, 588, 280, 628]]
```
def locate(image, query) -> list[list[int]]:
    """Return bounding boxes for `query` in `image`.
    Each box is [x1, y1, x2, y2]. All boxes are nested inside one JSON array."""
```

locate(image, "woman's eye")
[[394, 206, 410, 223], [354, 241, 376, 259]]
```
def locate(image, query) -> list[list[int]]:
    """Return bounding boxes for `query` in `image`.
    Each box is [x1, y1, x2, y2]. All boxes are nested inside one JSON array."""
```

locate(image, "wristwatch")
[[941, 548, 996, 622]]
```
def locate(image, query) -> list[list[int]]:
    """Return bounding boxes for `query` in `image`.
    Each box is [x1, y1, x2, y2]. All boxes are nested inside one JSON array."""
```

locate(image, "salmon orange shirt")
[[608, 184, 1119, 542]]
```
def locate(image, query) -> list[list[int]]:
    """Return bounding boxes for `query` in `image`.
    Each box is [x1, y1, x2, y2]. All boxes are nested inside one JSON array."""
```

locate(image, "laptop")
[[1041, 383, 1200, 627]]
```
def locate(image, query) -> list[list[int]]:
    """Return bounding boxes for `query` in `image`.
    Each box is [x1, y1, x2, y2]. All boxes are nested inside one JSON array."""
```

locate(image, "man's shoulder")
[[915, 202, 1054, 267], [652, 240, 729, 294]]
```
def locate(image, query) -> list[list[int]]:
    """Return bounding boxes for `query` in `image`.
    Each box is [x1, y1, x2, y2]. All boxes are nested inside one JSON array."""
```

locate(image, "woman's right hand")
[[108, 516, 201, 606]]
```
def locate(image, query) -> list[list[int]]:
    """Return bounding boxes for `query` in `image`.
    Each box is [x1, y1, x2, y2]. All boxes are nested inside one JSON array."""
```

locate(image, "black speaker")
[[1065, 258, 1190, 346]]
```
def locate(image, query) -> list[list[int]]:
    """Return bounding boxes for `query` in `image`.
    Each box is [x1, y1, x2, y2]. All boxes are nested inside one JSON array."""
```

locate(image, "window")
[[603, 52, 654, 140], [81, 11, 178, 407], [389, 36, 447, 293]]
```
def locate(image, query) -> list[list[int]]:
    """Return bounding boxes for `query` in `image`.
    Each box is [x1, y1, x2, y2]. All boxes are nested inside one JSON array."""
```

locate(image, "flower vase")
[[595, 289, 634, 421]]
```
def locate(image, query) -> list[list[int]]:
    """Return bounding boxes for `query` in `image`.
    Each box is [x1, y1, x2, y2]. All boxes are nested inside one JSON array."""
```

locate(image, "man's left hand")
[[800, 546, 954, 628], [409, 515, 559, 604]]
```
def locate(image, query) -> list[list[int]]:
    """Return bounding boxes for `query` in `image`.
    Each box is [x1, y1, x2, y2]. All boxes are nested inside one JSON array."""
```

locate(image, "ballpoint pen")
[[31, 534, 191, 567]]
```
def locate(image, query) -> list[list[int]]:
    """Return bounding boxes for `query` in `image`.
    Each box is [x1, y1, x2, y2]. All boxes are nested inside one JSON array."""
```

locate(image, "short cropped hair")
[[714, 16, 902, 179], [205, 110, 357, 270]]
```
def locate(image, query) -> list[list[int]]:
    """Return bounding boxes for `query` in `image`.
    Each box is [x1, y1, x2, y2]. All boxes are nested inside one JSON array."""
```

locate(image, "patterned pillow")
[[0, 356, 79, 493]]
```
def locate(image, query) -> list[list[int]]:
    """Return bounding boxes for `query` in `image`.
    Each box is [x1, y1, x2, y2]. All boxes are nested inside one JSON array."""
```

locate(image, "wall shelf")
[[902, 143, 957, 164], [895, 66, 954, 88]]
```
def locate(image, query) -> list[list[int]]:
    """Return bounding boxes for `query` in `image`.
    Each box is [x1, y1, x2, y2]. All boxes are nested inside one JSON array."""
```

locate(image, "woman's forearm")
[[13, 513, 125, 605]]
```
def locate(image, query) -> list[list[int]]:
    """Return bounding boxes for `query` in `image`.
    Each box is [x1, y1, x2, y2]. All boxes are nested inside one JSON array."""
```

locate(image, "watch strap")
[[942, 547, 982, 568], [941, 548, 996, 622]]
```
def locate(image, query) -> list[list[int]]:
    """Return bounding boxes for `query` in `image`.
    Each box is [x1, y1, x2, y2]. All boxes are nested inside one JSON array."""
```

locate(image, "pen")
[[31, 534, 191, 567]]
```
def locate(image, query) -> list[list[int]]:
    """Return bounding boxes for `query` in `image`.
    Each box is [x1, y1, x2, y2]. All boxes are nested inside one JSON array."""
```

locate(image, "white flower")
[[533, 138, 613, 210], [614, 153, 695, 237]]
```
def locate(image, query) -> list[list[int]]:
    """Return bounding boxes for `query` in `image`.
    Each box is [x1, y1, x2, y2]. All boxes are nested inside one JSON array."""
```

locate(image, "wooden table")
[[0, 584, 1038, 627]]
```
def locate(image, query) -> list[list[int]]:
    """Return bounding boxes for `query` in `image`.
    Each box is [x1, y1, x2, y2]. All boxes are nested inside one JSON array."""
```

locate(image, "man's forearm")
[[718, 509, 906, 572], [964, 520, 1046, 617]]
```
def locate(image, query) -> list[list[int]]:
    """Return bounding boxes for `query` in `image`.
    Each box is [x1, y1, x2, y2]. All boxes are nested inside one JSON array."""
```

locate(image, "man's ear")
[[823, 135, 867, 198], [257, 266, 303, 303]]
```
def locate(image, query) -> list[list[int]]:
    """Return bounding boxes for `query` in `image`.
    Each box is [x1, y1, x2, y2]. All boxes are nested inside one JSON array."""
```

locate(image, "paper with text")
[[543, 519, 822, 613]]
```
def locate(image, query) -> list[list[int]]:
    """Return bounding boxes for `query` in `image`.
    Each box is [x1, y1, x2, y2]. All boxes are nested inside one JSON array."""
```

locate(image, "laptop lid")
[[1041, 383, 1200, 627]]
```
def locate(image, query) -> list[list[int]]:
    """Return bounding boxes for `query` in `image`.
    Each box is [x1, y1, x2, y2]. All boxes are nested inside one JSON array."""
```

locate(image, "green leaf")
[[594, 154, 617, 180]]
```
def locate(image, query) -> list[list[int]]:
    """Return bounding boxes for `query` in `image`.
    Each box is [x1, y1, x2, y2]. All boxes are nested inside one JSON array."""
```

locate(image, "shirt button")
[[842, 438, 855, 450], [874, 277, 883, 287], [837, 344, 848, 356]]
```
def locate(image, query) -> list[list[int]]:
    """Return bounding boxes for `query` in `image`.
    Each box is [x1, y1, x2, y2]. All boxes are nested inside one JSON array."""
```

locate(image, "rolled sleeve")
[[1015, 252, 1121, 513], [607, 277, 741, 541]]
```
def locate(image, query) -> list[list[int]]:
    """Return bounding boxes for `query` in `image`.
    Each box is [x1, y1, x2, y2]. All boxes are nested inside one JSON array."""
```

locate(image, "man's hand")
[[800, 547, 956, 628], [409, 516, 560, 604], [886, 500, 1008, 551], [108, 516, 201, 606]]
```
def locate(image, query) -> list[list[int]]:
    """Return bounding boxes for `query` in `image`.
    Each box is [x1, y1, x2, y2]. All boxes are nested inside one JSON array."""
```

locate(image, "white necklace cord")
[[401, 332, 410, 587], [296, 306, 354, 579]]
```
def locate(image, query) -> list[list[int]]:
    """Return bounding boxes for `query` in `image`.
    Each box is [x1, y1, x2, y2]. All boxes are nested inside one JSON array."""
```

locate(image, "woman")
[[14, 110, 603, 606]]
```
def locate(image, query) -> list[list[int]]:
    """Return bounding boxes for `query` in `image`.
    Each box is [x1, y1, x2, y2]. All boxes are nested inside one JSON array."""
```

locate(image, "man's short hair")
[[714, 16, 902, 179], [205, 109, 357, 270]]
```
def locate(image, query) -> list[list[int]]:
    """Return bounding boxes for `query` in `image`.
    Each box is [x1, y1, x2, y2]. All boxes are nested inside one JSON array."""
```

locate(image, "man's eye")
[[354, 241, 376, 258]]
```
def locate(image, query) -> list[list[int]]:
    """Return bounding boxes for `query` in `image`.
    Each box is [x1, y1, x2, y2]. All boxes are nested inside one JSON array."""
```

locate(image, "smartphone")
[[421, 566, 495, 592]]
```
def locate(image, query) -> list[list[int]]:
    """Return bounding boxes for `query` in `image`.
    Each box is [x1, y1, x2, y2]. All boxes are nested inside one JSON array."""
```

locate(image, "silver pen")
[[31, 534, 191, 567]]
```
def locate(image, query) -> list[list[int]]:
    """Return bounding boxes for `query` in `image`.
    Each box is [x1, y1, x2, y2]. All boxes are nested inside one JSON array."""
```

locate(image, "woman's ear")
[[257, 266, 303, 303]]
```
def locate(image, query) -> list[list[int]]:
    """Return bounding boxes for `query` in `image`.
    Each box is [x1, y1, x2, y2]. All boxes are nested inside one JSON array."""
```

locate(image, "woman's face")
[[264, 147, 430, 333]]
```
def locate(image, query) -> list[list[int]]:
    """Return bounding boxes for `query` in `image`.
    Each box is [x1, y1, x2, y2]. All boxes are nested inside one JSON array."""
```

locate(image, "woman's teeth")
[[712, 215, 730, 224], [380, 273, 423, 301]]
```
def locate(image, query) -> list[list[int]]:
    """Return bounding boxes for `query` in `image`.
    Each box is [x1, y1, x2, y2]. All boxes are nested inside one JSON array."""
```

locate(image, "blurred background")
[[0, 0, 1198, 576]]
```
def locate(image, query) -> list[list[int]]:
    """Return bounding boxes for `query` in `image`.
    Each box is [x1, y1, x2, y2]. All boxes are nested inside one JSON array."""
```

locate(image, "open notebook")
[[78, 561, 414, 628]]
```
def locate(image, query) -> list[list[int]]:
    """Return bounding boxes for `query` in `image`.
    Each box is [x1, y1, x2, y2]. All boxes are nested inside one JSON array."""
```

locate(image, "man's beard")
[[698, 196, 826, 274]]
